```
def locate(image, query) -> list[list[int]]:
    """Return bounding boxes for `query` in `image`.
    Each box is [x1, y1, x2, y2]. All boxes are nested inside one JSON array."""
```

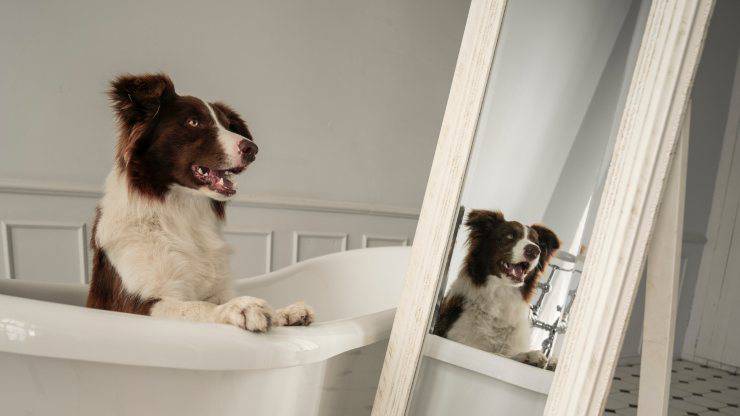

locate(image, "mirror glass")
[[407, 0, 652, 414]]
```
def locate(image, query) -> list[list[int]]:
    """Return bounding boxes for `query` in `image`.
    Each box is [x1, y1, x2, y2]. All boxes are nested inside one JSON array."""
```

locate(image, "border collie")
[[86, 73, 313, 332], [433, 210, 560, 367]]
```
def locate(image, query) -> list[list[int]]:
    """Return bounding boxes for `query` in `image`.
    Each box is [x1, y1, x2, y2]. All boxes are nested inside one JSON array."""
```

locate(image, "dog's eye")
[[187, 118, 200, 127]]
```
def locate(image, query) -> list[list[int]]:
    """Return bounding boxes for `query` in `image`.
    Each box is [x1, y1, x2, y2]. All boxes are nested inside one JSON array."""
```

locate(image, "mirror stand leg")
[[636, 102, 690, 416]]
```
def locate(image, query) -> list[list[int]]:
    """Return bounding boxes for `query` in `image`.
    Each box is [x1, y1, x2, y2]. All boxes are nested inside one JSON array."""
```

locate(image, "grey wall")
[[618, 0, 740, 359], [0, 1, 471, 282], [0, 0, 469, 210], [675, 0, 740, 357]]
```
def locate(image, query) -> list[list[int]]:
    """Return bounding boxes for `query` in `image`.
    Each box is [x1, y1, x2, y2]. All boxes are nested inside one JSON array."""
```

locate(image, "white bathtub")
[[0, 246, 410, 416], [409, 335, 553, 416]]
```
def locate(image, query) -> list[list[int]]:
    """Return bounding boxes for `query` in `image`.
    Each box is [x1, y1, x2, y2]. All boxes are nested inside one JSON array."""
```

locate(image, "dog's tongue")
[[512, 263, 528, 279], [206, 170, 235, 195]]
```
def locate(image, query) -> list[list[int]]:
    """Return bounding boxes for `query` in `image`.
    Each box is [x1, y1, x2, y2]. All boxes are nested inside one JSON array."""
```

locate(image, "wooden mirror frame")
[[371, 0, 715, 415]]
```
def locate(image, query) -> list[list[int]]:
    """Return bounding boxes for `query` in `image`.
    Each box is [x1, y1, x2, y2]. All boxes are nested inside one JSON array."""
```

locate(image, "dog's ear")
[[465, 210, 505, 236], [531, 224, 560, 266], [109, 73, 175, 128], [109, 73, 175, 166], [463, 210, 505, 285]]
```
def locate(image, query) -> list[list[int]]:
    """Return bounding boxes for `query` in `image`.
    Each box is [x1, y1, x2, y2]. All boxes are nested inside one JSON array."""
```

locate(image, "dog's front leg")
[[151, 297, 274, 332]]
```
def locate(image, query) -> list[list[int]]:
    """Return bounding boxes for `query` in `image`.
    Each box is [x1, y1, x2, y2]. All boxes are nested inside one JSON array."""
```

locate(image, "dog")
[[433, 209, 560, 368], [86, 73, 313, 332]]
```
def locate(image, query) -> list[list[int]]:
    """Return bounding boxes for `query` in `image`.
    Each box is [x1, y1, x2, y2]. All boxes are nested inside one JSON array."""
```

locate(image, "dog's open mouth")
[[191, 165, 245, 197], [501, 261, 530, 282]]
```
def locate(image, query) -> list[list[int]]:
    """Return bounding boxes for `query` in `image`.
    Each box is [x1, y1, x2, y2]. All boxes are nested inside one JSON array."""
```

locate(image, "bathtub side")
[[0, 340, 389, 416], [0, 247, 409, 371]]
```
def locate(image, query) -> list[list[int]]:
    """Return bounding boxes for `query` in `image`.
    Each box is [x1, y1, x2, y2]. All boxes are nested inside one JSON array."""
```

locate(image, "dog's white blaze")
[[204, 101, 253, 168], [511, 224, 539, 269]]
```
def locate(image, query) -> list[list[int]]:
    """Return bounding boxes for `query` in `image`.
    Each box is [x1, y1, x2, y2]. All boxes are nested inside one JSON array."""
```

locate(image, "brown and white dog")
[[433, 210, 559, 367], [86, 73, 313, 332]]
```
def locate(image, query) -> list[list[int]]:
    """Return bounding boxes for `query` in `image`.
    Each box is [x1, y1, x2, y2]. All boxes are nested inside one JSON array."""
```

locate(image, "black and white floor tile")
[[605, 359, 740, 415]]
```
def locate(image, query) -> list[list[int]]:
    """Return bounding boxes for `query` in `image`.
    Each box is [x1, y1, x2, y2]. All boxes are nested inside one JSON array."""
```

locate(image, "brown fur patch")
[[463, 210, 520, 286], [520, 224, 560, 301], [210, 101, 253, 141], [433, 294, 465, 338], [210, 200, 225, 220], [85, 207, 160, 315]]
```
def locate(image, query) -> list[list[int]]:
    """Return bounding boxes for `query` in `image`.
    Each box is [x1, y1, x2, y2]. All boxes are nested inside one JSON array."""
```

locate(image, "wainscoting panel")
[[0, 182, 418, 285], [223, 229, 272, 278], [292, 232, 348, 264], [362, 235, 409, 248], [1, 221, 88, 283]]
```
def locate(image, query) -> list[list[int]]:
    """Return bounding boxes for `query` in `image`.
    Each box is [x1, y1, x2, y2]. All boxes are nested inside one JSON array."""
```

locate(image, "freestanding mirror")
[[372, 0, 714, 415]]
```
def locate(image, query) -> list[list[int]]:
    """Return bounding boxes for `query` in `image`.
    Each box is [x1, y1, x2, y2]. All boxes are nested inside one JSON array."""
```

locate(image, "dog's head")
[[463, 210, 560, 298], [109, 73, 257, 202]]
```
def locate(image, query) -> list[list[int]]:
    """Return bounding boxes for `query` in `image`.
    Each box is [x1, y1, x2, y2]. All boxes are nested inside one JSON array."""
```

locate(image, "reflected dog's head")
[[109, 73, 257, 203], [463, 210, 560, 300]]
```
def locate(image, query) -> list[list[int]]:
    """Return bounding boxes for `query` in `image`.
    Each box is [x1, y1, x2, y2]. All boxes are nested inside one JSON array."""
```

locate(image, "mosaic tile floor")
[[606, 359, 740, 415]]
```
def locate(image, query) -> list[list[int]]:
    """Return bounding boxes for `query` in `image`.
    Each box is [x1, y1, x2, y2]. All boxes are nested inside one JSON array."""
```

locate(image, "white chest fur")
[[95, 171, 233, 302], [446, 273, 532, 356]]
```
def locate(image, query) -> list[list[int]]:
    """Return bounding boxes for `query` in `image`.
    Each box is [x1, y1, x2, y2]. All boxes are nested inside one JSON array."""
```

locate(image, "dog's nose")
[[524, 244, 540, 261], [238, 139, 258, 158]]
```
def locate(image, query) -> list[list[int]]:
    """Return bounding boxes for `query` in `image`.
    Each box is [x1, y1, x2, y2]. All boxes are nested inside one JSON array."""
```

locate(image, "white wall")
[[443, 0, 640, 299], [0, 0, 471, 282], [460, 0, 634, 228], [541, 0, 648, 252]]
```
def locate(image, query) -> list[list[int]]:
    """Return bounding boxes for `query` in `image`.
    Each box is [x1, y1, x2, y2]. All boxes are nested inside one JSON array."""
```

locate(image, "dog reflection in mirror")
[[433, 209, 560, 369]]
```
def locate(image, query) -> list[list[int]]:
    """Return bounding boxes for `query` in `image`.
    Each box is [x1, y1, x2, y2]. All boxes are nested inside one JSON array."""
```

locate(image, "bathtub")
[[409, 335, 553, 415], [0, 246, 410, 416]]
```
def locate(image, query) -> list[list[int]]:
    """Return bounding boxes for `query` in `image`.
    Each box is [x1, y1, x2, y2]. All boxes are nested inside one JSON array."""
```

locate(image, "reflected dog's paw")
[[214, 296, 274, 332], [275, 301, 315, 326], [512, 350, 551, 369]]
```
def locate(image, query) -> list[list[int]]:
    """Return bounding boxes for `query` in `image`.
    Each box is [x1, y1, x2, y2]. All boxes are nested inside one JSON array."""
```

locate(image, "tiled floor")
[[606, 359, 740, 415]]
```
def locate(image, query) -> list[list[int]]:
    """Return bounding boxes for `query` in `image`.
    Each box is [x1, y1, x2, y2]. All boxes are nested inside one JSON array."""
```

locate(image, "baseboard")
[[680, 353, 740, 374], [617, 355, 642, 366]]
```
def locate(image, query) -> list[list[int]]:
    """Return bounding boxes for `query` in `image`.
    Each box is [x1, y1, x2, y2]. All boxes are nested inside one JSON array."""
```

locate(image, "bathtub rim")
[[423, 334, 553, 395], [0, 292, 395, 371]]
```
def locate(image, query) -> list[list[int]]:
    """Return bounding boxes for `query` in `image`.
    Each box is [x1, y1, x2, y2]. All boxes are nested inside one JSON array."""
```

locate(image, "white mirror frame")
[[371, 0, 715, 415]]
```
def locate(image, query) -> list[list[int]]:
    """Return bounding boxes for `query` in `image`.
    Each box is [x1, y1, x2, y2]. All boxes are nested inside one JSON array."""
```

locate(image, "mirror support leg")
[[636, 103, 690, 416]]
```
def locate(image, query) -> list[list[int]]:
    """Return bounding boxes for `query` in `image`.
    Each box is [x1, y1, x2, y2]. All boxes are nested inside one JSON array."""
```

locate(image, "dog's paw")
[[214, 296, 274, 332], [275, 301, 315, 326], [545, 357, 557, 371], [512, 350, 550, 369]]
